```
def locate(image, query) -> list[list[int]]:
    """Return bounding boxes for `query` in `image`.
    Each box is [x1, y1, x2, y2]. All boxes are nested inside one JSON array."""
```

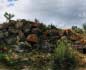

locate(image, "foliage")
[[72, 26, 77, 30], [4, 12, 14, 22], [48, 24, 57, 29], [53, 37, 77, 70], [72, 26, 83, 34]]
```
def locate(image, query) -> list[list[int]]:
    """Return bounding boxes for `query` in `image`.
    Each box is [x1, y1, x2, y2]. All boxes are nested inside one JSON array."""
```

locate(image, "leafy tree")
[[4, 12, 14, 22]]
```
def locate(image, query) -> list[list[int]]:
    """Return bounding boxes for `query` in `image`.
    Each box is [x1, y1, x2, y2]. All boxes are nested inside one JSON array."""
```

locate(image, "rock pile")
[[0, 19, 62, 53], [0, 19, 85, 53]]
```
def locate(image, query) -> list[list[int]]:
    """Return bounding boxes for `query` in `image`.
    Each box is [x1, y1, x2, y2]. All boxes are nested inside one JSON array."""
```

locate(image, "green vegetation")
[[53, 37, 77, 70], [4, 12, 14, 22]]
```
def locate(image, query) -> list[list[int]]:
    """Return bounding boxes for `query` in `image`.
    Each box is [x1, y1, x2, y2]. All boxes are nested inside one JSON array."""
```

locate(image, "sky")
[[0, 0, 86, 28]]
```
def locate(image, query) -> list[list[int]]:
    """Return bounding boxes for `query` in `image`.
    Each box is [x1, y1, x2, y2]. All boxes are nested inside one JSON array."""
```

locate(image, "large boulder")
[[26, 34, 38, 43]]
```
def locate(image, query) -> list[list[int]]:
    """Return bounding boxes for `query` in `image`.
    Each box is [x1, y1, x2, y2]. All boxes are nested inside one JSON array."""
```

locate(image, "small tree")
[[4, 12, 14, 22]]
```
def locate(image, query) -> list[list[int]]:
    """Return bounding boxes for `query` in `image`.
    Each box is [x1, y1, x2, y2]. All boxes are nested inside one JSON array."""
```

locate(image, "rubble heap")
[[0, 19, 86, 52], [0, 19, 63, 53]]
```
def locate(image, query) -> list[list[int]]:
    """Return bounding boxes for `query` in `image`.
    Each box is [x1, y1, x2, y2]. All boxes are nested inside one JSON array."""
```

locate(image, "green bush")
[[53, 37, 77, 70]]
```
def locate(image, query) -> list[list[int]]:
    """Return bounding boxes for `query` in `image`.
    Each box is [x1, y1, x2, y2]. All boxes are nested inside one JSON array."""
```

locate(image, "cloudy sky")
[[0, 0, 86, 28]]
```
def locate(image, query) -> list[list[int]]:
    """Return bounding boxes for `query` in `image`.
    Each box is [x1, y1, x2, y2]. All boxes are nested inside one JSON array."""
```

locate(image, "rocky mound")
[[0, 19, 86, 53]]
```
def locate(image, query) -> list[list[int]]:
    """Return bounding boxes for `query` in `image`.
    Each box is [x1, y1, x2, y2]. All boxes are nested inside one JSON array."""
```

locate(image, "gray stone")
[[12, 45, 24, 53], [24, 29, 30, 33], [15, 21, 23, 29], [23, 23, 31, 33], [0, 31, 4, 38], [8, 27, 18, 34], [5, 37, 17, 44], [18, 31, 25, 40], [4, 31, 9, 37]]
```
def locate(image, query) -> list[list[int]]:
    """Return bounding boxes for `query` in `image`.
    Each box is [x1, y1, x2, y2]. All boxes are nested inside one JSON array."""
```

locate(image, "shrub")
[[53, 37, 77, 70]]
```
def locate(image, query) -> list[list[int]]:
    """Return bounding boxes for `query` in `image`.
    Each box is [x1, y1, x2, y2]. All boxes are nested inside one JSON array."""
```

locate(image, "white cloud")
[[0, 0, 86, 28]]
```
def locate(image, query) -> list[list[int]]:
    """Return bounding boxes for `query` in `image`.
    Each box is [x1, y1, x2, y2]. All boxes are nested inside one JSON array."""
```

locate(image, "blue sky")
[[0, 0, 86, 28]]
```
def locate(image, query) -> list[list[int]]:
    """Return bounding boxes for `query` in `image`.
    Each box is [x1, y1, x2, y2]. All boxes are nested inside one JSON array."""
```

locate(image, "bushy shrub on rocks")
[[53, 37, 77, 70]]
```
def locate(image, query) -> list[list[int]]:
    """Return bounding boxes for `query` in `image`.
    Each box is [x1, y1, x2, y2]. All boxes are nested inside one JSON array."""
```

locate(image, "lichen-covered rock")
[[26, 34, 38, 43]]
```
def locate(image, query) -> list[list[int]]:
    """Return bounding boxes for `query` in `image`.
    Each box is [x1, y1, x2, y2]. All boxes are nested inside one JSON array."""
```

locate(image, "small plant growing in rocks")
[[53, 37, 77, 70], [4, 12, 14, 22]]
